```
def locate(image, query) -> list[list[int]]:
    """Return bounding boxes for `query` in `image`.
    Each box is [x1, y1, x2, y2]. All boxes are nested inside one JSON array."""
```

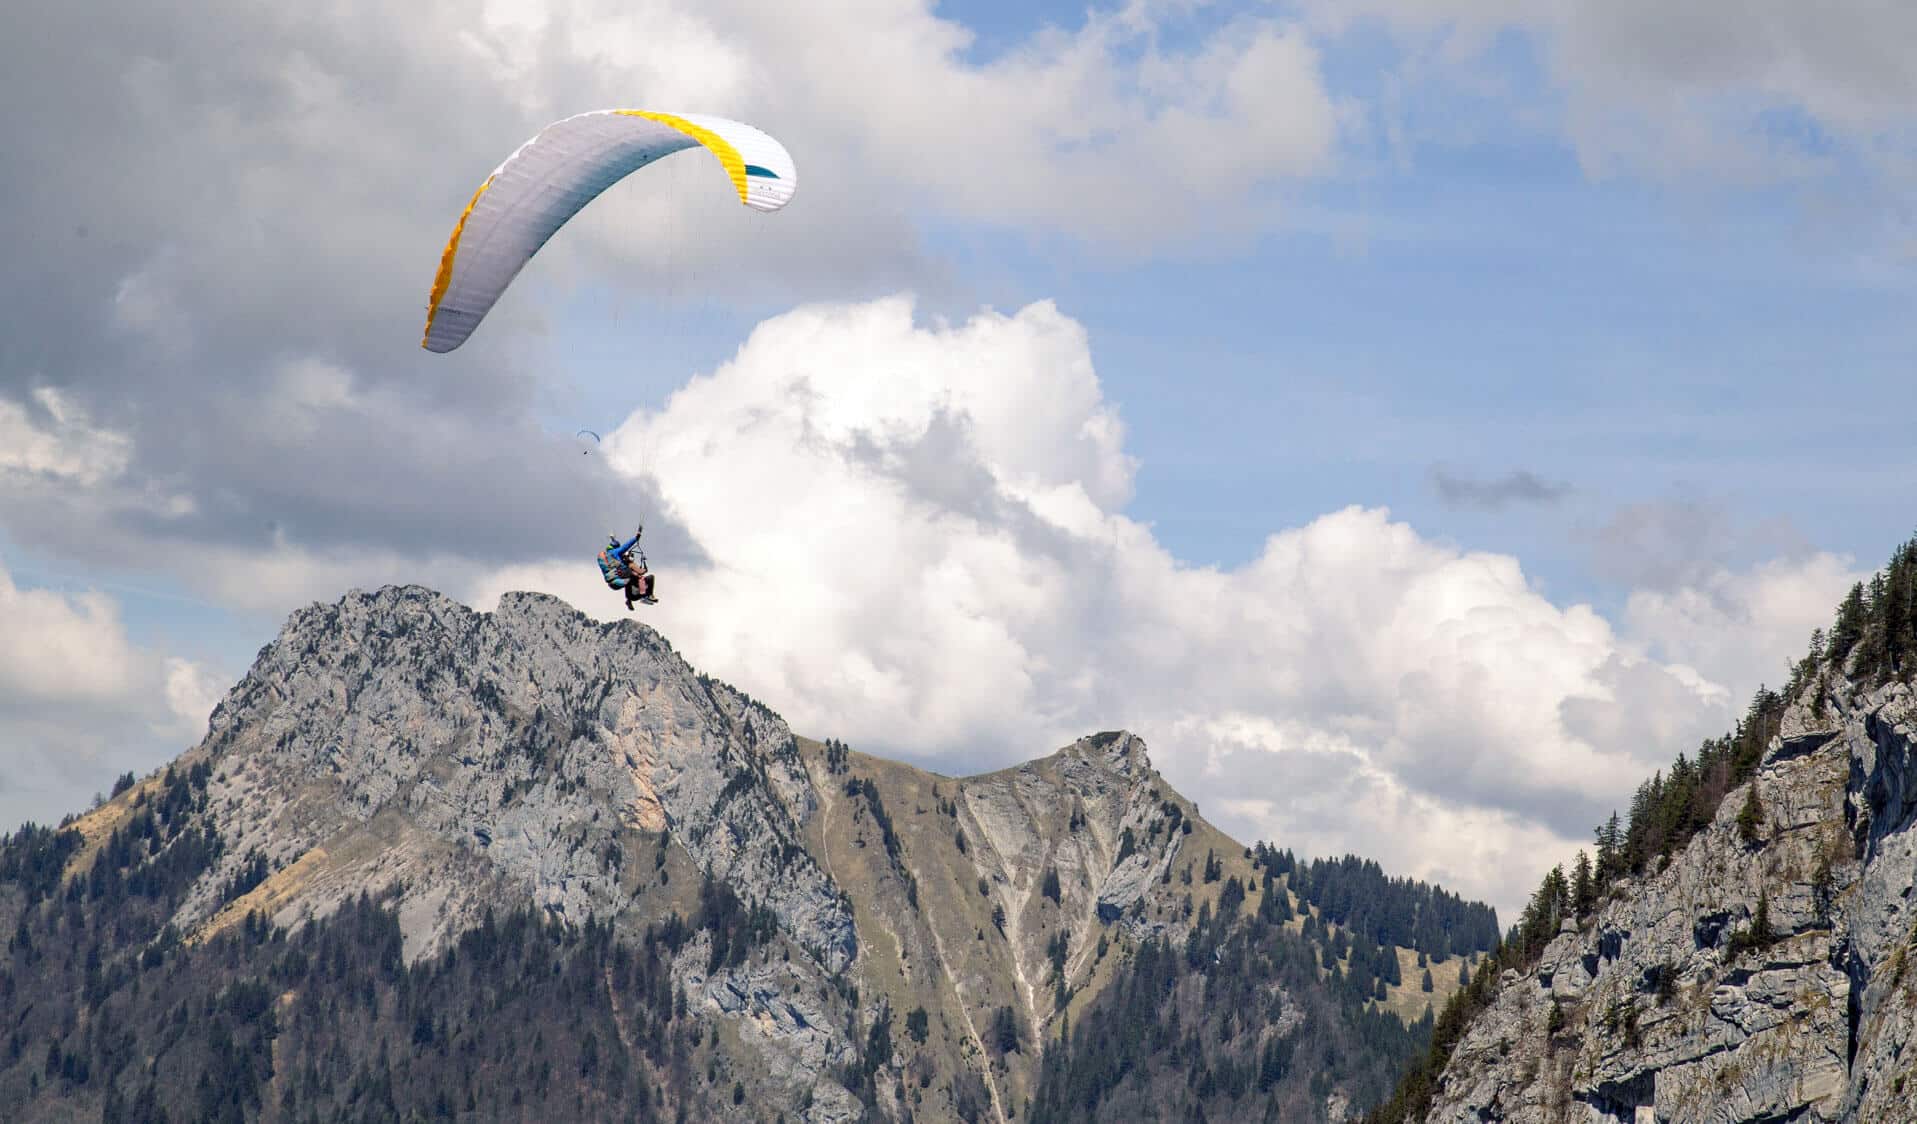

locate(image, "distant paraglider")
[[420, 110, 798, 353], [574, 429, 601, 455]]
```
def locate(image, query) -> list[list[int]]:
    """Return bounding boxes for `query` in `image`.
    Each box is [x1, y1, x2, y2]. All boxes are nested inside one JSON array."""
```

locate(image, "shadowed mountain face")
[[0, 586, 1493, 1123]]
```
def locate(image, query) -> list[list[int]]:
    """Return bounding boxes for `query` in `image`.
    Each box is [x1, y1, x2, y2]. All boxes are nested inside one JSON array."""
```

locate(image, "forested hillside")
[[1031, 847, 1497, 1122]]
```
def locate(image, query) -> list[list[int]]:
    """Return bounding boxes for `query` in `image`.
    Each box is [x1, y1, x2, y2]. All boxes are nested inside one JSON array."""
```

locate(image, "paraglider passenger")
[[598, 529, 657, 610]]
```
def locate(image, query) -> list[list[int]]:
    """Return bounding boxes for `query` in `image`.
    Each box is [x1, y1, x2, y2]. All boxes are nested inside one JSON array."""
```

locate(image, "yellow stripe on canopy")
[[618, 110, 749, 204], [422, 175, 496, 349]]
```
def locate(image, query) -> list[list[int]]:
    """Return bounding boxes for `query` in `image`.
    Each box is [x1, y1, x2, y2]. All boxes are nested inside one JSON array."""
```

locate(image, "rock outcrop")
[[1422, 669, 1917, 1123], [183, 587, 853, 967]]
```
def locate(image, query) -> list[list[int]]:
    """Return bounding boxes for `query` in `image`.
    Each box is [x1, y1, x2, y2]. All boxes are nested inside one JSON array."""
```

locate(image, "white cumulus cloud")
[[0, 568, 137, 705], [1623, 551, 1866, 702], [0, 559, 224, 828], [474, 294, 1845, 919]]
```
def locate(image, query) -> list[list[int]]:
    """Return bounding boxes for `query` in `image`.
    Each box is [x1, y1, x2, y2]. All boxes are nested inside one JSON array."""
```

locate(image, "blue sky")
[[3, 0, 1912, 917], [532, 0, 1917, 604]]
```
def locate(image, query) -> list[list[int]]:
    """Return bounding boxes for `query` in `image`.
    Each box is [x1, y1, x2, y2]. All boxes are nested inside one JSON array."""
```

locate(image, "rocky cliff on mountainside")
[[0, 585, 1492, 1123], [187, 587, 855, 968], [1415, 666, 1917, 1123]]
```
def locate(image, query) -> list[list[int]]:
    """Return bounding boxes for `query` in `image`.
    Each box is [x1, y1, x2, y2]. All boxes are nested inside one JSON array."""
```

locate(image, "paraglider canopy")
[[574, 429, 601, 455], [422, 110, 798, 354]]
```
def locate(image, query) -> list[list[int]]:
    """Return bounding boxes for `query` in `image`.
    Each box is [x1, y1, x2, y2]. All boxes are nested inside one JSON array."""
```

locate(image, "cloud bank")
[[478, 296, 1863, 918], [0, 0, 1347, 618]]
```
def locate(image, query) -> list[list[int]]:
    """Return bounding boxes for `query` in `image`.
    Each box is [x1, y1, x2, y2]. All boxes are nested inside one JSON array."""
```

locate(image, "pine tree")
[[1752, 887, 1773, 945], [1419, 968, 1433, 993], [1571, 850, 1595, 917], [1515, 866, 1568, 956], [1830, 582, 1867, 663], [1626, 775, 1661, 873], [989, 1006, 1021, 1055], [1860, 572, 1893, 678], [1736, 783, 1764, 847], [1889, 541, 1917, 677], [1594, 812, 1623, 883]]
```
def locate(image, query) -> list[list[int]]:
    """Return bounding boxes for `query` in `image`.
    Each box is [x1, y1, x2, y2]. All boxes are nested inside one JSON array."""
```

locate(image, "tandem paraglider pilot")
[[598, 527, 657, 611]]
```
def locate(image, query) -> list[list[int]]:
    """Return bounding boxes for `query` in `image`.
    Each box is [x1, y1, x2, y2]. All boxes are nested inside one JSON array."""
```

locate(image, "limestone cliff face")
[[1422, 667, 1917, 1123], [60, 585, 1264, 1123], [183, 586, 854, 969]]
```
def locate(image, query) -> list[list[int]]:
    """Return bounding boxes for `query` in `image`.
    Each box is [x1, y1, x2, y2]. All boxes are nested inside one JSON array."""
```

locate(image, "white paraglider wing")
[[422, 111, 797, 353]]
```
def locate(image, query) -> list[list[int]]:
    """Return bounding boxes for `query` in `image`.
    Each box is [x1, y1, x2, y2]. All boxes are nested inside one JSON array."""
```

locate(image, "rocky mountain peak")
[[15, 584, 1484, 1123], [1053, 729, 1156, 778], [189, 583, 848, 968], [35, 587, 1266, 1116]]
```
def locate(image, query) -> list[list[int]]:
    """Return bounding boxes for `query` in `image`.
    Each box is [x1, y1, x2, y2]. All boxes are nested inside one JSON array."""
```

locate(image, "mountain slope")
[[1388, 547, 1917, 1123], [0, 585, 1497, 1123]]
